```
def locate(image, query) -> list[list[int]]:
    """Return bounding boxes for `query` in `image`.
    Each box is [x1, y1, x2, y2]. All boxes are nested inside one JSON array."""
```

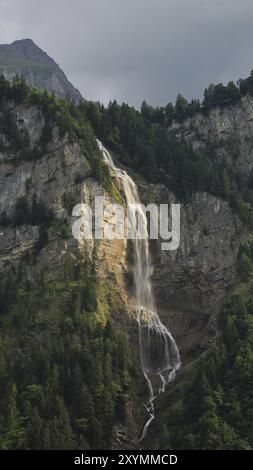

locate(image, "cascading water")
[[97, 140, 181, 443]]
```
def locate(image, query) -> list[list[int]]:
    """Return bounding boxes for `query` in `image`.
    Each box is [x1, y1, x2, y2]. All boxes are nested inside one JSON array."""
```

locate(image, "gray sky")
[[1, 0, 253, 107]]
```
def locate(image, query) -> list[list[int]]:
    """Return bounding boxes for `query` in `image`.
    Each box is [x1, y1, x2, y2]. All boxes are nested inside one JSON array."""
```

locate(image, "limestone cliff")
[[170, 94, 253, 175], [142, 95, 253, 356], [138, 182, 243, 358], [0, 103, 127, 295]]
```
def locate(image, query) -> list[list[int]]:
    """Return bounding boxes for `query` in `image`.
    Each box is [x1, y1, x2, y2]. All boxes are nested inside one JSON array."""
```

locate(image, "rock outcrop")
[[170, 94, 253, 175], [151, 95, 253, 355], [0, 104, 127, 293], [138, 182, 243, 357]]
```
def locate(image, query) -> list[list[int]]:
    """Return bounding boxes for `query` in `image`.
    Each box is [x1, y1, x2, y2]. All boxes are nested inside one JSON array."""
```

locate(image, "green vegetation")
[[0, 75, 114, 195], [2, 74, 253, 226], [0, 254, 139, 449], [12, 194, 54, 227], [80, 98, 253, 227], [0, 80, 141, 450], [80, 99, 208, 199], [62, 192, 80, 216], [0, 195, 54, 229], [1, 73, 253, 450], [148, 240, 253, 450]]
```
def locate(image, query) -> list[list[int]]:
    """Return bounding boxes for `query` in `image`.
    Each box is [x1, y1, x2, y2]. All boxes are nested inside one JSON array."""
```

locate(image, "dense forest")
[[0, 253, 139, 449]]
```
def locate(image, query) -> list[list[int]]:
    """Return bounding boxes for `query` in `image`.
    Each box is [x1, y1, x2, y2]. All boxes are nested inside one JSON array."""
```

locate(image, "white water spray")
[[97, 140, 181, 443]]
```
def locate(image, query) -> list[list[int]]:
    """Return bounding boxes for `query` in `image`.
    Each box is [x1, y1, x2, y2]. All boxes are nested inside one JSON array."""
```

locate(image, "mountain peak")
[[0, 39, 83, 102], [11, 38, 36, 46]]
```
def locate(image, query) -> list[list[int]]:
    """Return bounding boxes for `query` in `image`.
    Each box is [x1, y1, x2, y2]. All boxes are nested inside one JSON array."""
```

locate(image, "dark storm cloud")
[[1, 0, 253, 106]]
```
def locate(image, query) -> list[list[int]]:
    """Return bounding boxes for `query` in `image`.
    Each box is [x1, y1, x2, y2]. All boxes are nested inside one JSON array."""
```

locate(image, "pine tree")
[[5, 383, 26, 449]]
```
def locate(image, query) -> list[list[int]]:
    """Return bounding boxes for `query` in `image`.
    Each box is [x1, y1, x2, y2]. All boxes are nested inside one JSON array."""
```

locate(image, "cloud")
[[1, 0, 253, 106]]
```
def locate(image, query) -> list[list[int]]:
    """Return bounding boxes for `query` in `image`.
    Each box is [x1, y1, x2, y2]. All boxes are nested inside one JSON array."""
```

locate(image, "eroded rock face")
[[0, 106, 141, 448], [15, 105, 45, 149], [0, 105, 127, 290], [139, 184, 244, 356], [170, 95, 253, 174], [155, 191, 242, 313]]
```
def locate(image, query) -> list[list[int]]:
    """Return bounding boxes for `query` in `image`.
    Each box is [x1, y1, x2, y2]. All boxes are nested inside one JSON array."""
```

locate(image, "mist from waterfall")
[[97, 140, 181, 443]]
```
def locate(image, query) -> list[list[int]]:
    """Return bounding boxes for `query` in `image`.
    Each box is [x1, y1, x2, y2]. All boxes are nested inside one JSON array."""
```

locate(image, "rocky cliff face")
[[1, 105, 83, 265], [0, 98, 146, 449], [138, 182, 243, 358], [0, 39, 83, 102], [144, 96, 253, 356], [0, 99, 246, 362], [0, 103, 129, 310], [170, 94, 253, 175]]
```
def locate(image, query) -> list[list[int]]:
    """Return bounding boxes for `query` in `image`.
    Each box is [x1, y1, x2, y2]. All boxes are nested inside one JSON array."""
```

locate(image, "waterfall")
[[97, 140, 181, 443]]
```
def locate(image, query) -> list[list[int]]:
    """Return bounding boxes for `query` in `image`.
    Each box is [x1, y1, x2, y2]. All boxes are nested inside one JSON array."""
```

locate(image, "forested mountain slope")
[[0, 72, 253, 449], [0, 77, 141, 449], [79, 78, 253, 449]]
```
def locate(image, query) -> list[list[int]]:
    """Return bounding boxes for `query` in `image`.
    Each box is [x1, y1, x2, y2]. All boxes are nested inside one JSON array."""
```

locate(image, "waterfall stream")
[[97, 140, 181, 443]]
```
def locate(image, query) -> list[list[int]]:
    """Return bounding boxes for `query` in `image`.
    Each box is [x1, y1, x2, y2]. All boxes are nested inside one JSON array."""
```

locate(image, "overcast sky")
[[1, 0, 253, 107]]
